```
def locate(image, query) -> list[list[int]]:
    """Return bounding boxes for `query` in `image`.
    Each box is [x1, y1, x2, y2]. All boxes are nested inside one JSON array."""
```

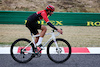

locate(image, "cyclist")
[[26, 5, 63, 49]]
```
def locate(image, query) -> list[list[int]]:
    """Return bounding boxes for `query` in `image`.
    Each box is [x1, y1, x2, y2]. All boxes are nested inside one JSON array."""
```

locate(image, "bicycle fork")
[[52, 33, 62, 54], [52, 33, 58, 47]]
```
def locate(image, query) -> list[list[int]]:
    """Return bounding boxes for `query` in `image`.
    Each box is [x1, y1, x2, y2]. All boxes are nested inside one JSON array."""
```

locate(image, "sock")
[[36, 37, 43, 46]]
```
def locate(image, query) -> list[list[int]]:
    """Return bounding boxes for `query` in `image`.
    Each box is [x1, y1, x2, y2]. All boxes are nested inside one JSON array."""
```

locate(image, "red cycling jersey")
[[37, 10, 49, 23], [27, 9, 58, 32]]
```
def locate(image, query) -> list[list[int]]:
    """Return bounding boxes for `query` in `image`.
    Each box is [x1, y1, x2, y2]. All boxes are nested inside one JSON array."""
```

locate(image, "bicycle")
[[10, 29, 71, 63]]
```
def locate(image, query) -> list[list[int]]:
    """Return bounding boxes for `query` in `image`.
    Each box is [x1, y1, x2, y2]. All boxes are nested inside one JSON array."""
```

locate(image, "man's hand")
[[57, 29, 63, 34]]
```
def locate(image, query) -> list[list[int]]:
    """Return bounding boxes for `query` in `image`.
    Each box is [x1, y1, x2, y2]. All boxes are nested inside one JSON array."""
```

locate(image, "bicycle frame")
[[22, 30, 60, 53]]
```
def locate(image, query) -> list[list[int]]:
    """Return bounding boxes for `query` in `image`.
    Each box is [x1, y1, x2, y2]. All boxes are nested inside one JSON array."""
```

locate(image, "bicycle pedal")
[[38, 44, 43, 47], [34, 51, 41, 58], [34, 47, 42, 53], [38, 44, 45, 50]]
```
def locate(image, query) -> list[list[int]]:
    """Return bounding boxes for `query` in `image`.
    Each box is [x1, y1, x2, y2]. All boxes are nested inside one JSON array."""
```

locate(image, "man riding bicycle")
[[26, 5, 63, 49]]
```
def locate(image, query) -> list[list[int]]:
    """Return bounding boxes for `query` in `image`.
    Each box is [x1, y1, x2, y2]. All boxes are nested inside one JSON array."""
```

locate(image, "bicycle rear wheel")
[[10, 38, 34, 63], [47, 38, 71, 63]]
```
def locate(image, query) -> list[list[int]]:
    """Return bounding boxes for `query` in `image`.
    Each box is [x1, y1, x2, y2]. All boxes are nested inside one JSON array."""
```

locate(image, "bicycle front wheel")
[[47, 38, 71, 63], [10, 38, 34, 63]]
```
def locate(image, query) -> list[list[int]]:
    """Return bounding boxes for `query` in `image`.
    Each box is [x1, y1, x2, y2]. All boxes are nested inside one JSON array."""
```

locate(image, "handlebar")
[[55, 32, 60, 37], [52, 28, 62, 37], [52, 28, 62, 32]]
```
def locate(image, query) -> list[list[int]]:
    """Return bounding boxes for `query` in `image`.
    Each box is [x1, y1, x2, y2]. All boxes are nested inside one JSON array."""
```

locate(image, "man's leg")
[[35, 33, 39, 43], [40, 25, 47, 37], [35, 25, 47, 46]]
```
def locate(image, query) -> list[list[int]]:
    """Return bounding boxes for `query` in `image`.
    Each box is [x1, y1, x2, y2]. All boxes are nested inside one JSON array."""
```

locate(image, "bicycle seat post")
[[31, 33, 36, 47]]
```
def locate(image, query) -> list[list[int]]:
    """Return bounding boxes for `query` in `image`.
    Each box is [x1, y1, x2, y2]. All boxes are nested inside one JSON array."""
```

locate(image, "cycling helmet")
[[46, 5, 55, 12]]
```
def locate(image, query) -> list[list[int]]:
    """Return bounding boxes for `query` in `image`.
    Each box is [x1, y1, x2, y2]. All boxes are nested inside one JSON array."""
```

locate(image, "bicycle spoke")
[[47, 38, 71, 63], [11, 38, 34, 63]]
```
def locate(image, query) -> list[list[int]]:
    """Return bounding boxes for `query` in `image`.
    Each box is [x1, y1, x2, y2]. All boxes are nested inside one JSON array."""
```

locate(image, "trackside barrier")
[[0, 11, 100, 26]]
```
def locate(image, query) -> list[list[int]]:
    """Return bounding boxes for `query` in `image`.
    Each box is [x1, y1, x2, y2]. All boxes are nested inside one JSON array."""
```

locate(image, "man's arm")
[[41, 12, 63, 34], [47, 22, 58, 30]]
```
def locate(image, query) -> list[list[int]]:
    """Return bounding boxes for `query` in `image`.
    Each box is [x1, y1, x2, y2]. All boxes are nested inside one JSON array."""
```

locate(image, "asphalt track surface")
[[0, 54, 100, 67]]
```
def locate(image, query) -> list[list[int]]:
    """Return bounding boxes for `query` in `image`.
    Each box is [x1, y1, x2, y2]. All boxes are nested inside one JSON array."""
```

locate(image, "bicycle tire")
[[47, 38, 71, 63], [10, 38, 35, 63]]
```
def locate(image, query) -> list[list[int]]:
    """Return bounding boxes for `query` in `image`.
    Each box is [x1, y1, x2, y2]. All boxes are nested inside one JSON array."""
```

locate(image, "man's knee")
[[44, 26, 47, 31], [41, 26, 47, 31]]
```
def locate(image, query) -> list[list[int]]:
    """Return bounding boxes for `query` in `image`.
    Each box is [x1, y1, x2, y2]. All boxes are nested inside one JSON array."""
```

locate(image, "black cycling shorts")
[[26, 20, 41, 35]]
